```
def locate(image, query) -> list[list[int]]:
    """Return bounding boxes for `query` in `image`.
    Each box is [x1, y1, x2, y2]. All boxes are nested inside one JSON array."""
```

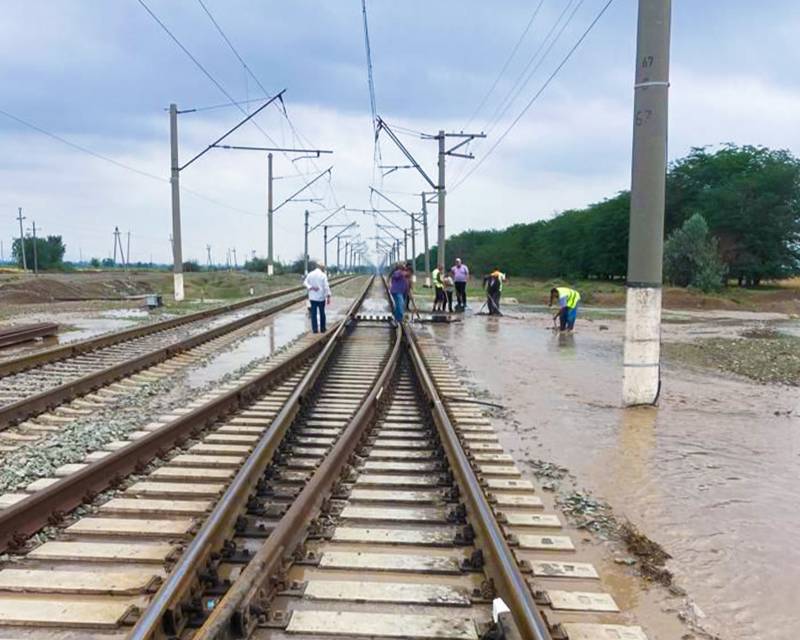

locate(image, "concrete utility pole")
[[437, 130, 446, 268], [303, 210, 310, 275], [113, 227, 119, 265], [232, 248, 238, 269], [323, 226, 328, 267], [267, 153, 274, 275], [206, 245, 212, 268], [168, 93, 286, 294], [375, 119, 484, 275], [126, 231, 131, 271], [421, 194, 431, 285], [212, 144, 331, 276], [17, 208, 27, 271], [169, 104, 185, 301], [31, 221, 38, 275], [623, 0, 672, 406]]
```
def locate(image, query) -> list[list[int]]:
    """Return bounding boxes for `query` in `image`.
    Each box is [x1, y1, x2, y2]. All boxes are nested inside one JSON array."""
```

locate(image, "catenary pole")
[[31, 221, 38, 275], [410, 213, 416, 276], [323, 226, 328, 267], [437, 130, 446, 269], [623, 0, 672, 406], [267, 153, 274, 275], [126, 231, 131, 271], [303, 209, 309, 275], [169, 104, 184, 301], [17, 208, 26, 271], [421, 194, 430, 285]]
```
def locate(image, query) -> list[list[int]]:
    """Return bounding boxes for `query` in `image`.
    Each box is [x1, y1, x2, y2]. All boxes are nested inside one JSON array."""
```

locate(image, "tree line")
[[420, 145, 800, 286]]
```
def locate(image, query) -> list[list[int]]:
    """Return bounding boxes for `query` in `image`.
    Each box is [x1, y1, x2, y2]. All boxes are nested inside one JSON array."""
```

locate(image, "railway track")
[[0, 277, 647, 640], [0, 277, 354, 433]]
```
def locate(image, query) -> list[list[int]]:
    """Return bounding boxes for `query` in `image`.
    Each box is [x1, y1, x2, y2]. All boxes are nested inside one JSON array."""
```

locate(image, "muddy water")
[[429, 312, 800, 640], [186, 292, 360, 387]]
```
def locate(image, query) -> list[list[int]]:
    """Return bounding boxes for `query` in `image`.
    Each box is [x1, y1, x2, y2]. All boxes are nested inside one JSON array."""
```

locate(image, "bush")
[[664, 213, 726, 292]]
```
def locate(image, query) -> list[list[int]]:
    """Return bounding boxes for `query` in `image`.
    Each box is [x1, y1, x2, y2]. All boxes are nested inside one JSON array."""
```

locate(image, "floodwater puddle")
[[186, 296, 355, 388], [428, 309, 800, 640]]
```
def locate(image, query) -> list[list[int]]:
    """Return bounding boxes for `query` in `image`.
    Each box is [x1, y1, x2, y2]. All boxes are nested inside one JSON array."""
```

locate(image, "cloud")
[[2, 1, 800, 266]]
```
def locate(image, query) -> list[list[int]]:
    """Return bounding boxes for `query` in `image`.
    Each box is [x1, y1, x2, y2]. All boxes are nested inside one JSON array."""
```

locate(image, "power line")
[[450, 0, 583, 187], [190, 0, 340, 209], [182, 96, 276, 113], [0, 106, 287, 224], [0, 107, 165, 183], [451, 0, 615, 191], [483, 0, 584, 139], [361, 0, 382, 184], [136, 0, 242, 107], [463, 0, 546, 129], [195, 0, 273, 101]]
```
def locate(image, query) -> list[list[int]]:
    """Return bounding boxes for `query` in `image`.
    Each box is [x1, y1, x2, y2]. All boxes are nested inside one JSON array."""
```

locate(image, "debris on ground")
[[664, 330, 800, 386], [619, 519, 674, 585]]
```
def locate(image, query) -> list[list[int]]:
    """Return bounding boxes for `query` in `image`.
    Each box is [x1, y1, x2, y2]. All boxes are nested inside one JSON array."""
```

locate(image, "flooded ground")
[[427, 305, 799, 640], [187, 291, 359, 387]]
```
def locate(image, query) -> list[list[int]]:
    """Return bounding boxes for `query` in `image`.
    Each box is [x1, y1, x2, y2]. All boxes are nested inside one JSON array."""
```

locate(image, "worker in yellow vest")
[[549, 286, 581, 332], [431, 264, 445, 312]]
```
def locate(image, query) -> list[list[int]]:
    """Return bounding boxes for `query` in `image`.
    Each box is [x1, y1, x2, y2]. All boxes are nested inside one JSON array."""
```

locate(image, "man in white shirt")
[[303, 263, 332, 333]]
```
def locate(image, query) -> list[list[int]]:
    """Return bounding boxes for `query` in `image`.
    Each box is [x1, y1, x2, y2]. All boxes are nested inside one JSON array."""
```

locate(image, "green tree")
[[11, 235, 66, 270], [664, 213, 726, 291], [667, 145, 800, 285]]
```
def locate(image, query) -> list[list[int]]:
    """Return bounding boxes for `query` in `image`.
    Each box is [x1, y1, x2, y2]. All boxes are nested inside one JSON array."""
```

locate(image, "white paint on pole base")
[[267, 264, 274, 276], [173, 273, 185, 302], [622, 286, 661, 406]]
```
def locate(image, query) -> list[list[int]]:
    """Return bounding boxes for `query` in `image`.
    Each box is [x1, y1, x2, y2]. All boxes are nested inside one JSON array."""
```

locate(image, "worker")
[[483, 268, 507, 315], [442, 271, 455, 313], [404, 261, 414, 311], [431, 263, 445, 312], [303, 263, 331, 333], [451, 258, 470, 311], [549, 286, 581, 331], [389, 262, 408, 323]]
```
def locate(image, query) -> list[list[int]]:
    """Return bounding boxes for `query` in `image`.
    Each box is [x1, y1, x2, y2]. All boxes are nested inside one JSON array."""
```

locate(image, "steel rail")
[[188, 320, 401, 640], [0, 323, 59, 348], [0, 329, 326, 554], [127, 277, 390, 640], [0, 278, 364, 553], [404, 326, 552, 640], [0, 277, 355, 429], [0, 277, 353, 378], [376, 274, 550, 639]]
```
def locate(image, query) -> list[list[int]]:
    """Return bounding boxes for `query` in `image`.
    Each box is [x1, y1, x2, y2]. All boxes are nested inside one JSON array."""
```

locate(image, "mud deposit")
[[428, 310, 799, 640]]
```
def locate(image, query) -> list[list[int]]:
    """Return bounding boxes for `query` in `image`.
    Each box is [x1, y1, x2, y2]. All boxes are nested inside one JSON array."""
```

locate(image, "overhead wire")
[[0, 106, 293, 231], [451, 0, 616, 191], [483, 0, 582, 139], [361, 0, 382, 191], [449, 0, 582, 188], [139, 0, 339, 226], [195, 0, 343, 211], [462, 0, 546, 130]]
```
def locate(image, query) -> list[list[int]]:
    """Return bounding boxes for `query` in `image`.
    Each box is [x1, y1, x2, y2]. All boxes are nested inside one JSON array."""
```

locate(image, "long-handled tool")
[[408, 292, 423, 322]]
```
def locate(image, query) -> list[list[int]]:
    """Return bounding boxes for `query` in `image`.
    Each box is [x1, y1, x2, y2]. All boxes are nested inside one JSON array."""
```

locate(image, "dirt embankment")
[[0, 274, 153, 304], [591, 286, 800, 314]]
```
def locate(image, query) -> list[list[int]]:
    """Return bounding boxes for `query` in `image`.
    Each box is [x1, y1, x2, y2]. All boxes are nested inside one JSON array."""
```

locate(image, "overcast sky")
[[1, 0, 799, 266]]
